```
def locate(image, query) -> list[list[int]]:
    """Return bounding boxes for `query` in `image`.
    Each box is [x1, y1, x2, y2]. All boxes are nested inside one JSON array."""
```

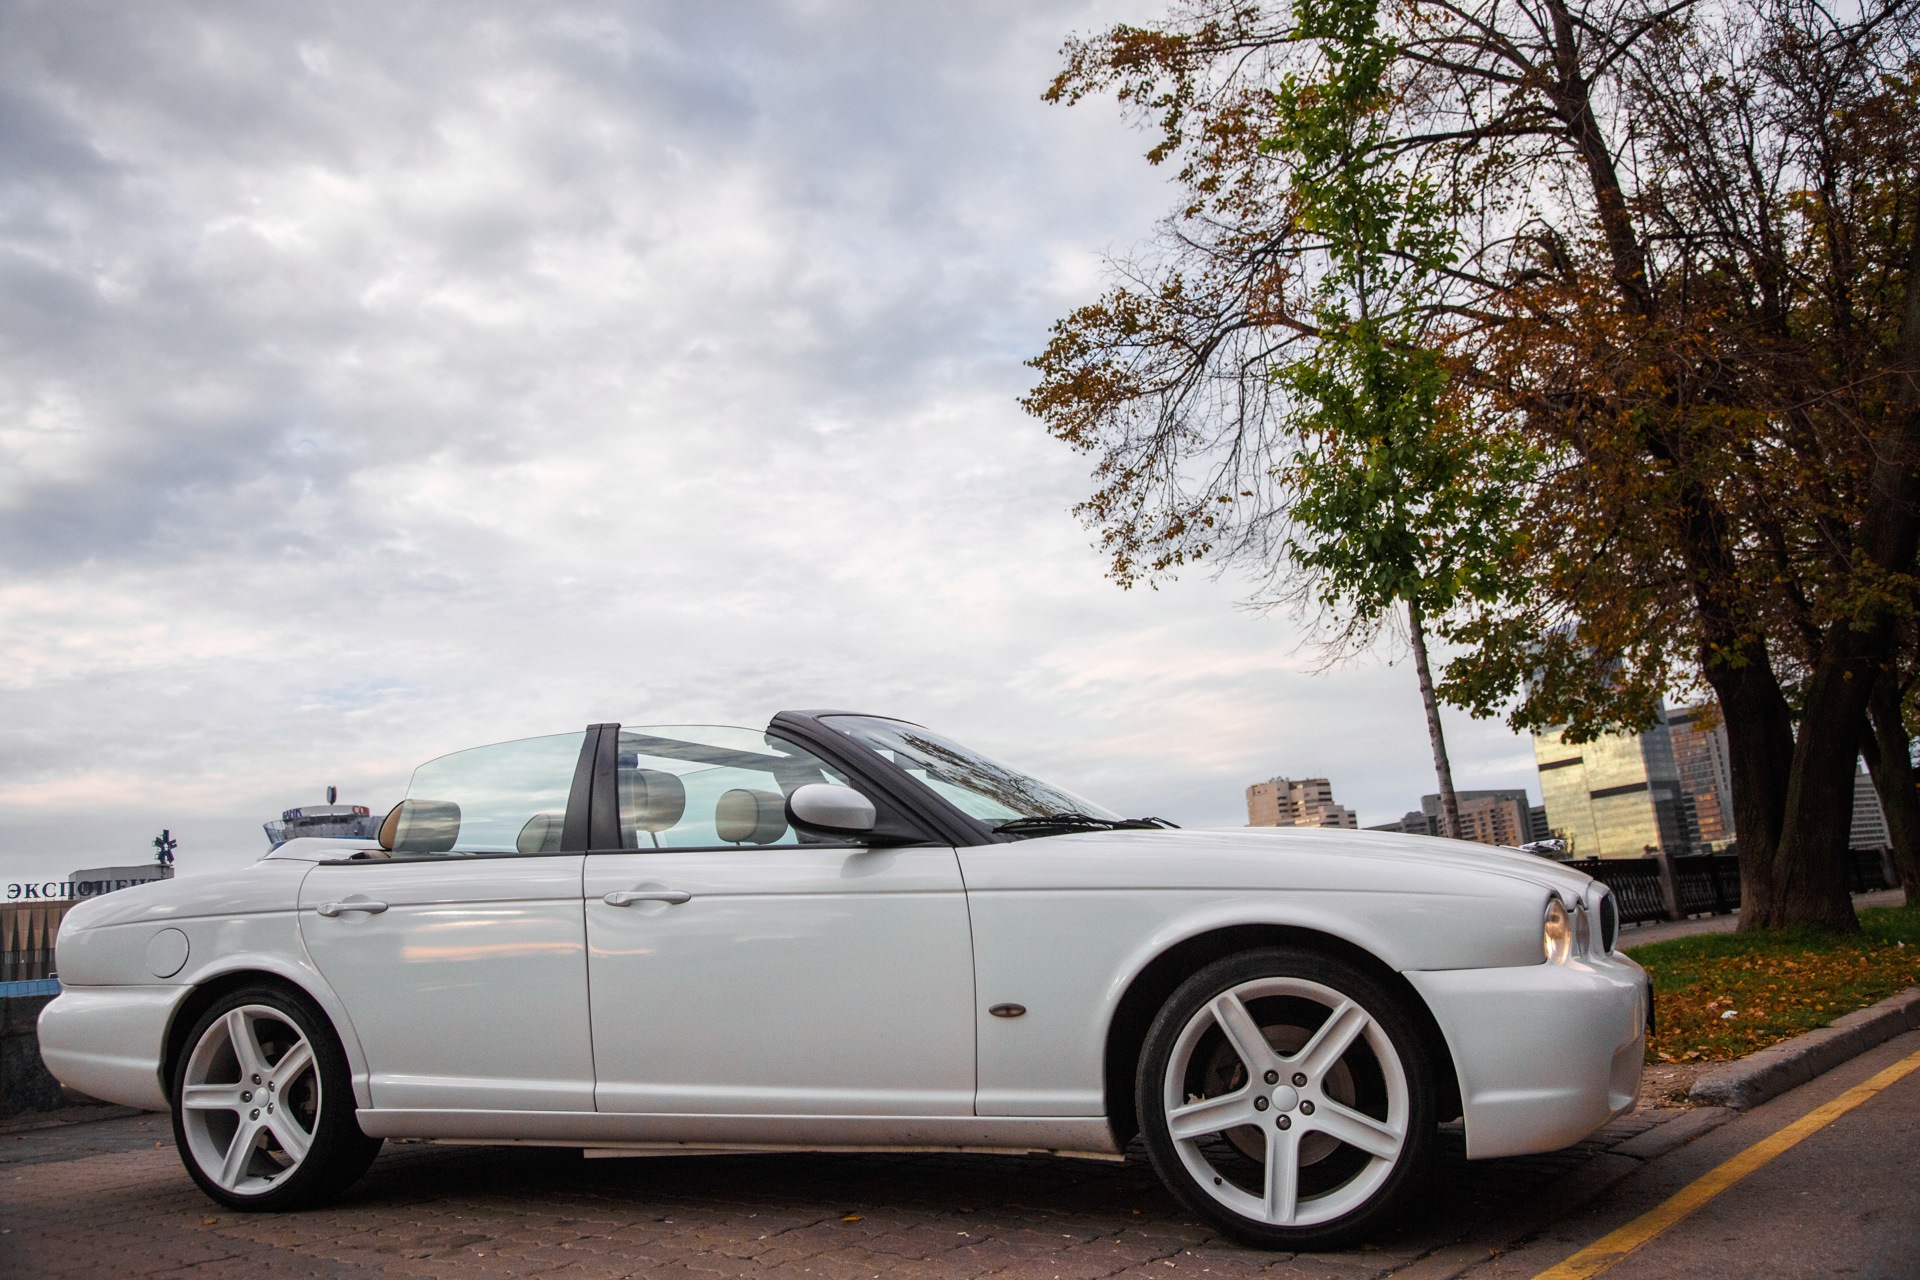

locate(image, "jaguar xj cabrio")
[[38, 712, 1649, 1248]]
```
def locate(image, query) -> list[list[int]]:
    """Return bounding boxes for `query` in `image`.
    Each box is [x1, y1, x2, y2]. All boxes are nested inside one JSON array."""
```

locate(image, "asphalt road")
[[3, 1034, 1915, 1279], [1464, 1028, 1920, 1280]]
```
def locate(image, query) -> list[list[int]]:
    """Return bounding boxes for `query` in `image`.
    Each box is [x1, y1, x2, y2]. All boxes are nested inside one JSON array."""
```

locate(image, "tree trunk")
[[1768, 645, 1874, 931], [1408, 600, 1461, 840], [1700, 644, 1798, 930], [1863, 679, 1920, 907], [1765, 214, 1920, 930]]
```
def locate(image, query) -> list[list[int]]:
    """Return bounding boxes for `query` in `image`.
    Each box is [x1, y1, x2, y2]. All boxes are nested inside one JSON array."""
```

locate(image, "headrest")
[[516, 811, 565, 854], [621, 768, 687, 834], [715, 788, 788, 845], [379, 799, 461, 853]]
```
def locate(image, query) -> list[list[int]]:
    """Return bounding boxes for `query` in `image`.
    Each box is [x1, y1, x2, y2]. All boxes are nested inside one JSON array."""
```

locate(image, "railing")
[[1847, 847, 1897, 894], [0, 903, 72, 982], [1568, 848, 1899, 926], [1566, 856, 1670, 924], [1674, 853, 1741, 916]]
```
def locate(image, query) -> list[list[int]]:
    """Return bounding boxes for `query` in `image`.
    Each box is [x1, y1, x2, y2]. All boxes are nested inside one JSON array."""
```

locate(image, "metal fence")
[[0, 903, 72, 982], [1674, 853, 1742, 916], [1566, 856, 1671, 924], [1568, 848, 1900, 926]]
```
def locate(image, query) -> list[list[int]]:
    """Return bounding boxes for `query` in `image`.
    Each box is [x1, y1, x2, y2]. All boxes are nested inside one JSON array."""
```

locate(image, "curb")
[[1690, 985, 1920, 1109]]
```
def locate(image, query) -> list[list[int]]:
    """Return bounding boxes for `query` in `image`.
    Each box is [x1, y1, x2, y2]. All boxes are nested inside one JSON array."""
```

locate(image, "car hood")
[[1109, 825, 1594, 896]]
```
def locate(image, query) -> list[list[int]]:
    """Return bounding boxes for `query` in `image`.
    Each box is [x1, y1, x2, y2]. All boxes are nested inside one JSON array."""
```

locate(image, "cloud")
[[0, 0, 1543, 883]]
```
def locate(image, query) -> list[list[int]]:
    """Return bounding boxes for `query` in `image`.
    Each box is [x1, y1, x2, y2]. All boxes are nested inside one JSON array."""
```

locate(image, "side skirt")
[[355, 1108, 1120, 1158]]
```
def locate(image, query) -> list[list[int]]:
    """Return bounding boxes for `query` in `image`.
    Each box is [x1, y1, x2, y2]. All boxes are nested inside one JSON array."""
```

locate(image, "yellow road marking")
[[1531, 1045, 1920, 1280]]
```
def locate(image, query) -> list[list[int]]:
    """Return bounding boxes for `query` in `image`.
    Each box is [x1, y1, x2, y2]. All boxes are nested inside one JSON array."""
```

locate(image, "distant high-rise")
[[1370, 810, 1434, 836], [1247, 777, 1358, 829], [1669, 703, 1735, 850], [1453, 793, 1534, 846], [1365, 789, 1538, 847], [1533, 707, 1696, 858], [1851, 766, 1890, 850]]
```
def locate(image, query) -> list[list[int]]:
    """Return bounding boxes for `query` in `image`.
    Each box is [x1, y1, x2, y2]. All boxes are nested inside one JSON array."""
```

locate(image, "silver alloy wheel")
[[1163, 976, 1409, 1227], [179, 1005, 321, 1196]]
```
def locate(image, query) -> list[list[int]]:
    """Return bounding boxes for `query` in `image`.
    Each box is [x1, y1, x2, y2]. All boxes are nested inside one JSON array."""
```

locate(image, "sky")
[[0, 0, 1551, 887]]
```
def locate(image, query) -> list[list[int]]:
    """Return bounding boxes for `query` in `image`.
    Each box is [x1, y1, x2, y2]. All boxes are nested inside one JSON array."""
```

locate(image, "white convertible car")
[[38, 712, 1648, 1248]]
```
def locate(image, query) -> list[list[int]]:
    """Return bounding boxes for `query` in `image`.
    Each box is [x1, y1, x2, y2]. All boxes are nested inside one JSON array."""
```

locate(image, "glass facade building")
[[1668, 703, 1735, 850], [1533, 707, 1697, 858]]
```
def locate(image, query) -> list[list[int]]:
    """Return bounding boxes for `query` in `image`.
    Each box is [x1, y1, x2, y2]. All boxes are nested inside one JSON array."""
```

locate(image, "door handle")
[[316, 899, 390, 917], [603, 889, 692, 907]]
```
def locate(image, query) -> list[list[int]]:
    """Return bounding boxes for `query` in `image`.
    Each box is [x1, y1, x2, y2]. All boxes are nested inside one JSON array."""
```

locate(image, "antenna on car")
[[327, 785, 337, 804]]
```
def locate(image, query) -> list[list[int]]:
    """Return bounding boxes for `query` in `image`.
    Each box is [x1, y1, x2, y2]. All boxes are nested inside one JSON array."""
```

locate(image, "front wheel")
[[1137, 949, 1436, 1250], [170, 985, 382, 1211]]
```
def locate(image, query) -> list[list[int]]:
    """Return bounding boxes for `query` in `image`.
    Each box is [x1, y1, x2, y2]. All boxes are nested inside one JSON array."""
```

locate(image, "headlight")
[[1543, 897, 1573, 964], [1574, 901, 1592, 957]]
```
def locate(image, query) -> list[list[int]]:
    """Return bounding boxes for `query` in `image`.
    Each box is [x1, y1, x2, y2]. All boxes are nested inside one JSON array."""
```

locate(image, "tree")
[[1028, 0, 1538, 838], [1263, 0, 1542, 838], [1031, 0, 1920, 928]]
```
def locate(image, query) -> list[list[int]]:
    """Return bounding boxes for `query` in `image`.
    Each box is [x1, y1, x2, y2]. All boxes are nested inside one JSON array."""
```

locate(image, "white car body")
[[38, 712, 1648, 1212]]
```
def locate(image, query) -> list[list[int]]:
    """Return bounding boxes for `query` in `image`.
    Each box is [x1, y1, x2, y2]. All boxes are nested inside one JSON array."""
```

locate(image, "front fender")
[[966, 885, 1532, 1119]]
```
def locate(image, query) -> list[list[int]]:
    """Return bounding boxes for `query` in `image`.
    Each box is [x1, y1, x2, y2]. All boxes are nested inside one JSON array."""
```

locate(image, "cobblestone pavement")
[[0, 1104, 1699, 1280]]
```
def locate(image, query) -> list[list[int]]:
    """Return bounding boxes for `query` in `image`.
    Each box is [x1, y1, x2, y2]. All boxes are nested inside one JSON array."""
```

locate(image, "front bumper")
[[36, 984, 189, 1112], [1406, 954, 1647, 1159]]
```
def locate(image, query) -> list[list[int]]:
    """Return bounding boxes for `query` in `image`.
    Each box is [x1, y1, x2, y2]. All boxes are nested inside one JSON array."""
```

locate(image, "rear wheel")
[[1137, 948, 1435, 1249], [170, 985, 381, 1211]]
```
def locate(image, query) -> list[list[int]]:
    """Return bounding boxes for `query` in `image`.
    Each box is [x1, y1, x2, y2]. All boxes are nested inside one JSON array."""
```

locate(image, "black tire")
[[169, 984, 382, 1211], [1136, 948, 1436, 1250]]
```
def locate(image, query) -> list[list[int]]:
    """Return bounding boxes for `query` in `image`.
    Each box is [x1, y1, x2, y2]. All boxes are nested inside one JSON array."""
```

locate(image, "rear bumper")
[[36, 985, 188, 1112], [1407, 955, 1647, 1159]]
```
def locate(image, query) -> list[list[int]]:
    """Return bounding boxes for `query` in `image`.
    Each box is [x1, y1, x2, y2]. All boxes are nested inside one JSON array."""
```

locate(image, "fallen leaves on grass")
[[1627, 905, 1920, 1063]]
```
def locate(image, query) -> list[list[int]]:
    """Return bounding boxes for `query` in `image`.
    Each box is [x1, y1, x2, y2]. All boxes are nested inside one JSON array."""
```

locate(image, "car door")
[[582, 725, 976, 1116], [299, 729, 596, 1113]]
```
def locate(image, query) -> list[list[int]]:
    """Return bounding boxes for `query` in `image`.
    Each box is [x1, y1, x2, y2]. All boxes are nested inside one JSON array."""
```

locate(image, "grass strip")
[[1624, 905, 1920, 1063]]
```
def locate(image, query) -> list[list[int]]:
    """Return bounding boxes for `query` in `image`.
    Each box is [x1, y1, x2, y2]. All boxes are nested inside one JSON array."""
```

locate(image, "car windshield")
[[821, 715, 1122, 825]]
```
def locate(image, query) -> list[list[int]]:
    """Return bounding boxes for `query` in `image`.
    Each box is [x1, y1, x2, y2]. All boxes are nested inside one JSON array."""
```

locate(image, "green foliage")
[[1262, 0, 1536, 634]]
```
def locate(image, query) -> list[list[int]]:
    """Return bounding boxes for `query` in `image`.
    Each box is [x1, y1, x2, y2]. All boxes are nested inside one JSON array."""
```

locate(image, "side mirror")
[[786, 783, 877, 838]]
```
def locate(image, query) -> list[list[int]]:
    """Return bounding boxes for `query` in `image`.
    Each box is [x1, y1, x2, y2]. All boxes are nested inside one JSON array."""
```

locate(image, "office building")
[[1579, 699, 1893, 854], [1851, 766, 1890, 849], [1669, 703, 1735, 850], [1366, 789, 1540, 847], [1533, 707, 1697, 858], [1455, 792, 1534, 846], [1247, 777, 1358, 829], [1369, 809, 1434, 836]]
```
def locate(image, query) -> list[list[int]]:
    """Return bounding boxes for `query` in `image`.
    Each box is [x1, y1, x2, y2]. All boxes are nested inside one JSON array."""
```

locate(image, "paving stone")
[[0, 1105, 1716, 1280]]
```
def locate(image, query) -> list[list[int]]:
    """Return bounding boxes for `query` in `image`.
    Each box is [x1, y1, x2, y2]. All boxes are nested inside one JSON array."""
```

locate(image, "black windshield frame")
[[770, 710, 1125, 844]]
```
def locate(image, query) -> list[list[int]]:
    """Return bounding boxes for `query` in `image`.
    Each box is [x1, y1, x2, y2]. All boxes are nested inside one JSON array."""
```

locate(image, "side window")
[[398, 731, 588, 855], [614, 726, 853, 849]]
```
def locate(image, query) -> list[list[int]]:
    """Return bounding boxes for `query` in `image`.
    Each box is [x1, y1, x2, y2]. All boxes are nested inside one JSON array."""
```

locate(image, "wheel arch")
[[160, 965, 361, 1105], [1101, 923, 1463, 1149]]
